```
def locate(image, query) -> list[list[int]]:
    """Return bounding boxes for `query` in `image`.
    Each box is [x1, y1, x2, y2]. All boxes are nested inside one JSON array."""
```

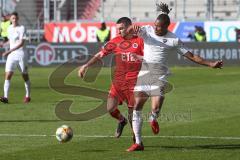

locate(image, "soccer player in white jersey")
[[0, 12, 31, 103], [126, 3, 223, 151]]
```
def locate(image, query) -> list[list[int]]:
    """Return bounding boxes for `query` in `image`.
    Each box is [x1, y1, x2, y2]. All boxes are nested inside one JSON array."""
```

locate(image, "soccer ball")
[[56, 125, 73, 143]]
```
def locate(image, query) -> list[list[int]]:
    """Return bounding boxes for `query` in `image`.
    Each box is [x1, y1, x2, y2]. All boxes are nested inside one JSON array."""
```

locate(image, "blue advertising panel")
[[174, 22, 204, 42]]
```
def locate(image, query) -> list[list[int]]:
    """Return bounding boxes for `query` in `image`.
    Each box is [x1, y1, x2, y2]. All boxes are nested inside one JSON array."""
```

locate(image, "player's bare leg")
[[0, 72, 13, 103], [22, 73, 31, 103], [127, 92, 148, 152], [149, 96, 164, 134], [107, 97, 127, 138]]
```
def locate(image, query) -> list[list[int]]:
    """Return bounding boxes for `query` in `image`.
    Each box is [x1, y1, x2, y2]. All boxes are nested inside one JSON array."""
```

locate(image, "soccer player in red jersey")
[[78, 17, 144, 139]]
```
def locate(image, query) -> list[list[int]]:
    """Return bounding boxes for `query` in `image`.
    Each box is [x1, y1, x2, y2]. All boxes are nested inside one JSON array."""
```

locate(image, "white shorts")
[[5, 51, 28, 74], [134, 62, 172, 96], [134, 71, 168, 96]]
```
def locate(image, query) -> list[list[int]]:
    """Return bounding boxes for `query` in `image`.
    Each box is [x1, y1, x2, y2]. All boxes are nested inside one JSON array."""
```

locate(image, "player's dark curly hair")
[[116, 17, 132, 26], [156, 2, 172, 26]]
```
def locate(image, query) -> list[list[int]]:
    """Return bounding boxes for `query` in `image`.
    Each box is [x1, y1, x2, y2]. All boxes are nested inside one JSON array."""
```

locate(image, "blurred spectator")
[[0, 14, 11, 42], [188, 26, 206, 42], [235, 28, 240, 42], [96, 22, 111, 43]]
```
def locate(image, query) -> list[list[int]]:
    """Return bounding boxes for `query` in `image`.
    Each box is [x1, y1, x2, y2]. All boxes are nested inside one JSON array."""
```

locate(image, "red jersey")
[[99, 36, 144, 83]]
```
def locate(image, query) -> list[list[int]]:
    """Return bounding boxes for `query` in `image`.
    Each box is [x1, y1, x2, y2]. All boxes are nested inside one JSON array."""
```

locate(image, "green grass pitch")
[[0, 66, 239, 160]]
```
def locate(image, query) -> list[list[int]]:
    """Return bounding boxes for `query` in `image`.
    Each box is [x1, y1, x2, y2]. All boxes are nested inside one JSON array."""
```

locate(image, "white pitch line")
[[74, 135, 240, 140], [0, 134, 48, 137], [0, 134, 240, 140]]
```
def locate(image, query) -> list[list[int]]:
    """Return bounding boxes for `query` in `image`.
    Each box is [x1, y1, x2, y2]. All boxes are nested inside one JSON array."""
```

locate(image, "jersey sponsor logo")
[[121, 52, 138, 62], [35, 43, 55, 66], [132, 43, 138, 48], [119, 40, 132, 50], [162, 39, 168, 43]]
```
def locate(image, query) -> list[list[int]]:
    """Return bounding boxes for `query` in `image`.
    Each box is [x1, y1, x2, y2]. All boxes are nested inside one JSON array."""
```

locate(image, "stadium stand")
[[3, 0, 239, 42], [9, 0, 240, 27], [95, 0, 239, 21], [53, 0, 100, 21], [15, 0, 38, 29], [80, 0, 101, 19], [8, 0, 101, 41]]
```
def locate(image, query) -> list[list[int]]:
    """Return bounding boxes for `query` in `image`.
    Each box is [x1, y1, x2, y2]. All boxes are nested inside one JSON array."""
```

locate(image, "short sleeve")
[[99, 40, 117, 58], [175, 38, 189, 55], [138, 25, 150, 39]]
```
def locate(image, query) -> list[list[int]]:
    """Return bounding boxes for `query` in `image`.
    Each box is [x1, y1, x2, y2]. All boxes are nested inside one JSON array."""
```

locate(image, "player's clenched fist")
[[210, 60, 223, 69], [127, 25, 140, 35], [78, 64, 88, 78]]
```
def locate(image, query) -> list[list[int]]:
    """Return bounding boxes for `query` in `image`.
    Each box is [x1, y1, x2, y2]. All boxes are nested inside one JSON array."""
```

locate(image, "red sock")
[[110, 108, 124, 121]]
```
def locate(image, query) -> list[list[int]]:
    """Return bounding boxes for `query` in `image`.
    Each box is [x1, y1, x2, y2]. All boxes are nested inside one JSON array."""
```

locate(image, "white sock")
[[24, 80, 31, 97], [149, 111, 159, 122], [4, 80, 10, 98], [132, 110, 143, 144]]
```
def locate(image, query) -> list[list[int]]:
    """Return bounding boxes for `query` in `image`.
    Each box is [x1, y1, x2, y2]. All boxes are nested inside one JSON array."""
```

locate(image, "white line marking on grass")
[[0, 134, 48, 137], [75, 135, 240, 140], [0, 134, 240, 140]]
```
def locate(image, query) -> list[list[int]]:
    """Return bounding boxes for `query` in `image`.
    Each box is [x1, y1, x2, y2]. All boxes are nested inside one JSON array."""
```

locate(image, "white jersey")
[[139, 25, 189, 74], [5, 25, 28, 73], [134, 25, 190, 96], [7, 24, 26, 54]]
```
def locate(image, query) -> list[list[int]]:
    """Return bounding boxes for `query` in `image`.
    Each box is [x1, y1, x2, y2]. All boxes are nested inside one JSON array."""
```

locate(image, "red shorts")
[[108, 83, 135, 108]]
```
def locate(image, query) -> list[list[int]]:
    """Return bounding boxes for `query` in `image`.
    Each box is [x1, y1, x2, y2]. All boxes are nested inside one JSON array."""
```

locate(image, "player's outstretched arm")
[[78, 52, 103, 78], [184, 51, 223, 69]]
